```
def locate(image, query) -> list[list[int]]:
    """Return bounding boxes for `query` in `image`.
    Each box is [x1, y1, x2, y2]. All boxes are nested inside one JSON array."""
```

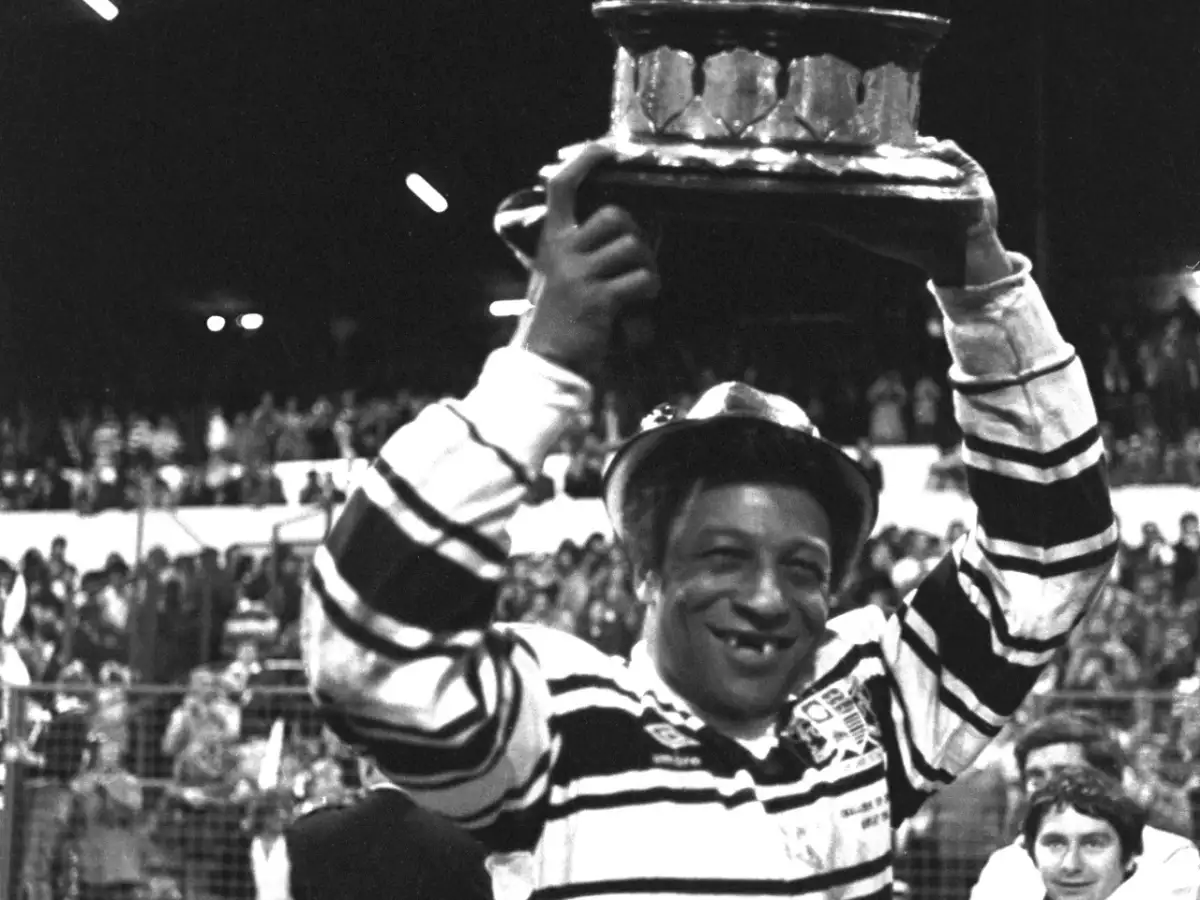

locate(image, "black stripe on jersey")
[[894, 608, 1000, 738], [374, 455, 507, 563], [909, 556, 1043, 717], [979, 541, 1119, 579], [310, 568, 467, 663], [957, 558, 1072, 654], [467, 756, 555, 854], [533, 851, 891, 898], [871, 678, 934, 825], [950, 352, 1075, 395], [799, 640, 883, 699], [762, 760, 886, 813], [546, 784, 759, 822], [442, 403, 534, 487], [324, 489, 499, 631], [879, 656, 956, 789], [965, 463, 1114, 552], [963, 425, 1099, 469]]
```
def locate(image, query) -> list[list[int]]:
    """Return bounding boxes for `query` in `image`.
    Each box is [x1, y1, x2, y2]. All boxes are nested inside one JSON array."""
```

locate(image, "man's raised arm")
[[827, 141, 1118, 820], [302, 144, 659, 849]]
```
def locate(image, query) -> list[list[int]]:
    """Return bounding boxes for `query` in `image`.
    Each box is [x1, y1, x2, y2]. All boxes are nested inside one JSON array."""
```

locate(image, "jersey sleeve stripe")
[[442, 400, 535, 487], [374, 455, 507, 564], [963, 423, 1099, 469], [949, 351, 1075, 395], [964, 464, 1114, 551]]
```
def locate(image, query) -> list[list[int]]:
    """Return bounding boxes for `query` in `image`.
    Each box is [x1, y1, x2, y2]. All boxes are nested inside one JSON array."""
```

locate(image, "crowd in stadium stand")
[[0, 299, 1196, 514]]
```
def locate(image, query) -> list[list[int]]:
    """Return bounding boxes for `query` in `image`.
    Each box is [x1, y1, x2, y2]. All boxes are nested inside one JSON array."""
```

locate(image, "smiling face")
[[1033, 806, 1128, 900], [650, 482, 832, 727]]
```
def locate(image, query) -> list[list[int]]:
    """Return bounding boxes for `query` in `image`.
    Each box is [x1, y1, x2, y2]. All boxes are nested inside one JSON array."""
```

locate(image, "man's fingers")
[[544, 143, 617, 237], [574, 205, 641, 252], [607, 267, 661, 306], [586, 234, 656, 279]]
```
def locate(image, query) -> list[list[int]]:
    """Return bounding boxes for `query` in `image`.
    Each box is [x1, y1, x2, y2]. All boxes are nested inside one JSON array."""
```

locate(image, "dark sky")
[[0, 0, 1198, 409]]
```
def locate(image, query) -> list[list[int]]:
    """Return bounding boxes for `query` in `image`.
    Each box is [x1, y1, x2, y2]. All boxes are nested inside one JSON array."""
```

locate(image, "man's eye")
[[786, 561, 826, 583]]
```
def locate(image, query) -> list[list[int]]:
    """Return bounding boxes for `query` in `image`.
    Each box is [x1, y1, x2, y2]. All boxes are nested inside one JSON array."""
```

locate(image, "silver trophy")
[[544, 1, 981, 221]]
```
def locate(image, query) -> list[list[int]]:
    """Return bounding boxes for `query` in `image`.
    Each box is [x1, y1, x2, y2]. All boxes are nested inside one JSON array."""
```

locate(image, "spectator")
[[911, 374, 943, 443], [274, 398, 310, 462], [1023, 768, 1146, 900], [866, 369, 907, 444], [318, 473, 345, 506], [249, 793, 293, 900], [151, 415, 183, 467], [297, 471, 321, 505], [206, 407, 232, 463], [69, 738, 158, 900]]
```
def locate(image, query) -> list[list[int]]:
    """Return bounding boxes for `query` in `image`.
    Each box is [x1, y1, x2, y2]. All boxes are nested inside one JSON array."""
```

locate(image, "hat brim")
[[603, 416, 878, 591]]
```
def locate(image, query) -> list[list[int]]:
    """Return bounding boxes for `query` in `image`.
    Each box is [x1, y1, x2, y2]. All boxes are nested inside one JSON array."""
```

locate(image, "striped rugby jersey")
[[303, 253, 1118, 899]]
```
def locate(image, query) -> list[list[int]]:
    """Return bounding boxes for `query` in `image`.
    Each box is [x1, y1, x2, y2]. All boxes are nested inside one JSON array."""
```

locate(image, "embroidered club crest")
[[782, 680, 881, 769]]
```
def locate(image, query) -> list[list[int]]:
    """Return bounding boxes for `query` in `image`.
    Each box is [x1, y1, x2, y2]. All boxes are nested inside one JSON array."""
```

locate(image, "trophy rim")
[[548, 136, 971, 188], [592, 1, 950, 33]]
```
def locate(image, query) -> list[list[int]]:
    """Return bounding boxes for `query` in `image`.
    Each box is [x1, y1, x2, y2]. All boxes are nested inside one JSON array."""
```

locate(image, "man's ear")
[[636, 571, 661, 606]]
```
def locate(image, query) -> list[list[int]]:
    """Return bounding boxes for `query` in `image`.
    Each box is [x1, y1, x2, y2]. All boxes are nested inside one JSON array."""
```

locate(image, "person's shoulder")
[[984, 837, 1030, 865], [1143, 824, 1200, 861]]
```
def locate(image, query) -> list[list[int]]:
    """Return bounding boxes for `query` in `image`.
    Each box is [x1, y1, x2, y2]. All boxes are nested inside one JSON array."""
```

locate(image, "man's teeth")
[[724, 635, 780, 658]]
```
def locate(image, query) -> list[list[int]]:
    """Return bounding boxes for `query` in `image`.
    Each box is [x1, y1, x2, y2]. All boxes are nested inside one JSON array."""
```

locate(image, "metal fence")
[[0, 684, 1195, 900]]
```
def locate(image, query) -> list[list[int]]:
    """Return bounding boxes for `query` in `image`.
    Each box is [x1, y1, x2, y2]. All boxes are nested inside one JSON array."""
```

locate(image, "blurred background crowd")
[[0, 298, 1195, 517]]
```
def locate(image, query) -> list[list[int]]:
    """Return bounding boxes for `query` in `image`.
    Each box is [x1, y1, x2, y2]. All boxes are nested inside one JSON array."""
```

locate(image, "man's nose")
[[736, 564, 790, 626], [1060, 844, 1083, 873]]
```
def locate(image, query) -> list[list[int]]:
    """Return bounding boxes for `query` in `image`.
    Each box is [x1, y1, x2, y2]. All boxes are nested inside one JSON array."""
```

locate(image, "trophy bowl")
[[545, 0, 985, 222]]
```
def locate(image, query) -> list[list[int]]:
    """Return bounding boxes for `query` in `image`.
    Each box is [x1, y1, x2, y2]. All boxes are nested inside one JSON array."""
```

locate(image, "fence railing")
[[1, 684, 1196, 900]]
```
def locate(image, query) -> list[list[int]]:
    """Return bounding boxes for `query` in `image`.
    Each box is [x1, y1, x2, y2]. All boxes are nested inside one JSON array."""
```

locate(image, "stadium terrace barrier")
[[0, 480, 1195, 572]]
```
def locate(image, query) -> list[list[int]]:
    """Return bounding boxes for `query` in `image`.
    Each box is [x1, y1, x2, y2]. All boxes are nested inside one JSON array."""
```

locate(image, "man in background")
[[971, 711, 1200, 899]]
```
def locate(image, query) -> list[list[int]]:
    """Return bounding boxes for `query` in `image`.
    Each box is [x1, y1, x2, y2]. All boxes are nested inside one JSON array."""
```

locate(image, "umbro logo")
[[644, 722, 700, 751]]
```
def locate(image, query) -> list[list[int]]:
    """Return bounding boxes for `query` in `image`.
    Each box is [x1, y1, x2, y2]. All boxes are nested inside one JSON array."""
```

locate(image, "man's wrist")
[[927, 229, 1015, 288], [962, 230, 1015, 287]]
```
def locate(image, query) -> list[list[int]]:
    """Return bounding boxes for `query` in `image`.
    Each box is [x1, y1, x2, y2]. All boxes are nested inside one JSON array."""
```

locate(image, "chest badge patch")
[[782, 680, 882, 770]]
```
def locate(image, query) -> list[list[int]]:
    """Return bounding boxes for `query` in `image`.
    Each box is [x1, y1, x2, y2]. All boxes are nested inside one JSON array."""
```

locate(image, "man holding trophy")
[[303, 2, 1117, 896]]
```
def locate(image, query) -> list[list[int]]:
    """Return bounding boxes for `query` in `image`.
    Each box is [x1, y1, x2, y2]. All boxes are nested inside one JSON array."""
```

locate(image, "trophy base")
[[546, 137, 987, 223]]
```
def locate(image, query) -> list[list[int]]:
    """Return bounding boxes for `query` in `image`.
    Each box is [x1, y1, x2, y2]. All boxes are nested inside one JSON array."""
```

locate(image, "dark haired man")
[[1023, 767, 1147, 900], [972, 711, 1200, 899], [304, 143, 1117, 896]]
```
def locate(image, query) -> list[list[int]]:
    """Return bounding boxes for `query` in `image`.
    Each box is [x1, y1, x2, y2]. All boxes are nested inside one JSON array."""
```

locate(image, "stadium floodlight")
[[489, 299, 532, 318], [405, 173, 448, 214], [206, 315, 226, 333], [238, 313, 264, 331], [79, 0, 120, 20]]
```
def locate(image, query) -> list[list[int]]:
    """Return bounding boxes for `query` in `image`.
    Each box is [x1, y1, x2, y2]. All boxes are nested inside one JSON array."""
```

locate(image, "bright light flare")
[[206, 315, 226, 333], [489, 299, 533, 318], [406, 173, 448, 213], [79, 0, 120, 20], [238, 313, 264, 331]]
